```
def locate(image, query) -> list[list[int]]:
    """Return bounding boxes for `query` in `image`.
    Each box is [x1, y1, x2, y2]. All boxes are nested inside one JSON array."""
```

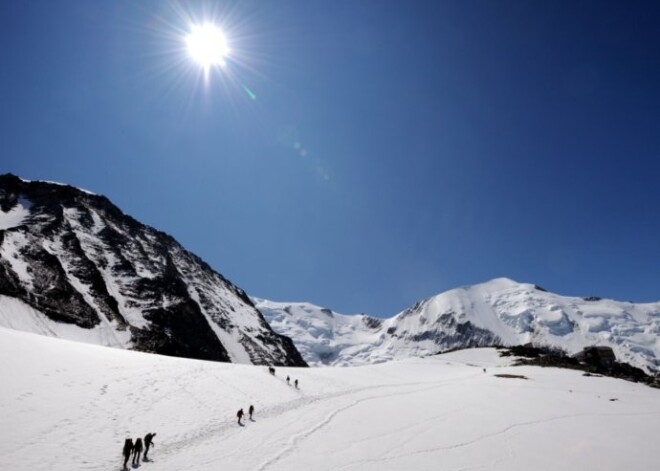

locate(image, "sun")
[[185, 23, 229, 69]]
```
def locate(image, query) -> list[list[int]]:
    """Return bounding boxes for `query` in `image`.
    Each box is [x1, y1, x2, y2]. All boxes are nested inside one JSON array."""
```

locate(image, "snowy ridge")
[[256, 278, 660, 372], [0, 174, 305, 366], [2, 326, 659, 471], [18, 176, 97, 195], [255, 299, 387, 366]]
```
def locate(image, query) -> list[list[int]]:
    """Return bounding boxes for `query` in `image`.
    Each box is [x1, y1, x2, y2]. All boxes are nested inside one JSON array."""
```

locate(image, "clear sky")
[[2, 1, 659, 316]]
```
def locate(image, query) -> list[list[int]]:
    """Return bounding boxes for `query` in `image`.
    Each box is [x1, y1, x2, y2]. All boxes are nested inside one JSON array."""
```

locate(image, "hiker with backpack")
[[132, 437, 143, 466], [122, 438, 133, 469], [237, 408, 244, 425], [249, 404, 255, 420], [144, 433, 156, 461]]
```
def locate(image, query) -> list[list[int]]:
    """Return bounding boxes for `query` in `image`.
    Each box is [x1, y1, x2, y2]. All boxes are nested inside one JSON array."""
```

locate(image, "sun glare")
[[186, 23, 229, 69]]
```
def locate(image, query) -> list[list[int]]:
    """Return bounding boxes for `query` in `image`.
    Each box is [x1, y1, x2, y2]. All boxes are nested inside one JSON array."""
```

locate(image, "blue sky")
[[2, 0, 659, 316]]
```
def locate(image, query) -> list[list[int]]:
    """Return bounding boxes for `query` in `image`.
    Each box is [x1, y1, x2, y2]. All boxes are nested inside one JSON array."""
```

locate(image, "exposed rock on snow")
[[0, 174, 306, 366]]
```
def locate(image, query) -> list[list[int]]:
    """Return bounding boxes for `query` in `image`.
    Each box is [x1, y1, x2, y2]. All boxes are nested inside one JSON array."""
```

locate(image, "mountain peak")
[[257, 280, 660, 373], [0, 175, 306, 366]]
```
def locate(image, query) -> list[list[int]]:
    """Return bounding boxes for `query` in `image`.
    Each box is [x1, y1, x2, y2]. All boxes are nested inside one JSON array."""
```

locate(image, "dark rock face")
[[361, 316, 382, 330], [392, 308, 501, 353], [407, 320, 500, 350], [0, 174, 306, 366], [499, 345, 659, 389]]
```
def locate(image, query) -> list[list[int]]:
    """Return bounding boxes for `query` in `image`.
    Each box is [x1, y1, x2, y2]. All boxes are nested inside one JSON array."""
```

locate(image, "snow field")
[[2, 327, 659, 471]]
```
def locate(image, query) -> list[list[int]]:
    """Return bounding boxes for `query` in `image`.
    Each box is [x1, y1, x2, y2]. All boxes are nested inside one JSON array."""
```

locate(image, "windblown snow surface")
[[2, 327, 659, 471], [256, 278, 660, 372]]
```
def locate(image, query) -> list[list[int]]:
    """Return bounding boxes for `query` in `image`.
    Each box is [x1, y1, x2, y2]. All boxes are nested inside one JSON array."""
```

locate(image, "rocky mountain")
[[256, 278, 660, 373], [0, 174, 306, 366]]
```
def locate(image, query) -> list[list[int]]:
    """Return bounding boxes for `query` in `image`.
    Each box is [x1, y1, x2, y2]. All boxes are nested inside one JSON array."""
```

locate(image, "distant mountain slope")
[[254, 299, 388, 366], [0, 174, 306, 366], [256, 278, 660, 372]]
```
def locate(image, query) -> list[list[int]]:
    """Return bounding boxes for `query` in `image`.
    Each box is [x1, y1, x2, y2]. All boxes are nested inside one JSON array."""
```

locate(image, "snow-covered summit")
[[0, 174, 305, 366], [256, 278, 660, 372], [255, 298, 385, 366]]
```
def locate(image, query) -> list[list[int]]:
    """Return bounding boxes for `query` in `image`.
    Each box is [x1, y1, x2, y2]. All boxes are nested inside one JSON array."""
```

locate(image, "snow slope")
[[256, 278, 660, 372], [2, 327, 659, 471]]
